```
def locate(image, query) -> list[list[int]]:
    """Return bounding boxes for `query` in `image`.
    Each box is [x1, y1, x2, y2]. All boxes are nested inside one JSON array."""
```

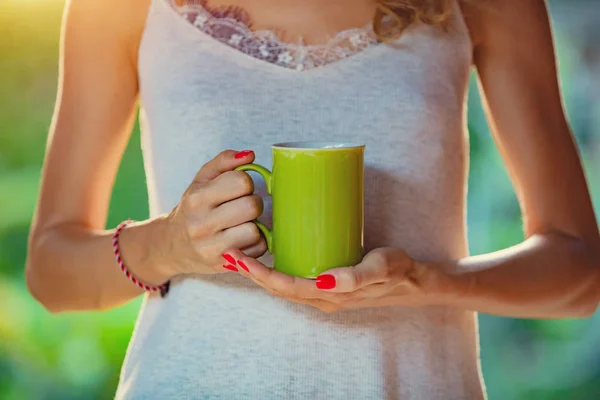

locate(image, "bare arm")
[[25, 0, 172, 312], [433, 0, 600, 318], [27, 0, 267, 313]]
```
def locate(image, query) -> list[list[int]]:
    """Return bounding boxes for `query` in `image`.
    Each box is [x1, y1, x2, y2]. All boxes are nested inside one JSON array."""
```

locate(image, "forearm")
[[429, 232, 600, 318], [26, 217, 172, 313]]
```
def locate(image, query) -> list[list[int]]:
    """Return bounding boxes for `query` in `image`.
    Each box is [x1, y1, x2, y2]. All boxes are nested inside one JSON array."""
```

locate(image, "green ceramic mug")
[[236, 142, 365, 278]]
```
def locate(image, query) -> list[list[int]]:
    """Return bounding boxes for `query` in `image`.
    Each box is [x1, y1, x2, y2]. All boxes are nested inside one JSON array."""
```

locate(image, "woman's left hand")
[[222, 247, 439, 313]]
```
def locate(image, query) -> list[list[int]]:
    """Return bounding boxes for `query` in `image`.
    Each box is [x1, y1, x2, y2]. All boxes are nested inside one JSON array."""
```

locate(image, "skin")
[[26, 0, 268, 311], [226, 0, 600, 317], [27, 0, 600, 318]]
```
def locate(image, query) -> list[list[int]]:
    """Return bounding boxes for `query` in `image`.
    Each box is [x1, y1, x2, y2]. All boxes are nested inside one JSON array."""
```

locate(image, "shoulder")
[[63, 0, 151, 65], [460, 0, 550, 52]]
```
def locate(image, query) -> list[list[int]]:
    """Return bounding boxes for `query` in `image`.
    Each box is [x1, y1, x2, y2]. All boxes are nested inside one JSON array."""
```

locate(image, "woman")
[[26, 0, 599, 398]]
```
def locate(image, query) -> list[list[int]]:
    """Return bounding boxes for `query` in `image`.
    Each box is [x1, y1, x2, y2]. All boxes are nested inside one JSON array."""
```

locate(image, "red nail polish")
[[223, 264, 238, 272], [316, 274, 336, 290], [222, 254, 236, 264], [237, 260, 249, 272], [235, 150, 253, 159]]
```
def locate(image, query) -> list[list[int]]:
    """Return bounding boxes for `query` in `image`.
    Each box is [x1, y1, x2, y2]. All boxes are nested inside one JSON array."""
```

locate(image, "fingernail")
[[222, 254, 236, 264], [235, 150, 253, 159], [316, 274, 336, 290], [237, 260, 249, 272], [223, 264, 238, 272]]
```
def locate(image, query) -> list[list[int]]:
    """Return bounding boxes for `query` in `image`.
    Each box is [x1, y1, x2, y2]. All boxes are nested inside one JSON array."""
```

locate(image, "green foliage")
[[1, 1, 599, 399]]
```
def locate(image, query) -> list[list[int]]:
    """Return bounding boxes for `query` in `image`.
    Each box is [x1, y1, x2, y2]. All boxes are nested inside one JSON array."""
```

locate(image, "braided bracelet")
[[113, 220, 170, 297]]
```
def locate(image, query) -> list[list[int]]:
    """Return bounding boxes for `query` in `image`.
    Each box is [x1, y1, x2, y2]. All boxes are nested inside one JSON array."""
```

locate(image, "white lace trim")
[[169, 0, 380, 70]]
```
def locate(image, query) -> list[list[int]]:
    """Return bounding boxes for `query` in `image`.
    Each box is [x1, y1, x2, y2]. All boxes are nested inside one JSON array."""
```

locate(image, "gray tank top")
[[116, 0, 486, 398]]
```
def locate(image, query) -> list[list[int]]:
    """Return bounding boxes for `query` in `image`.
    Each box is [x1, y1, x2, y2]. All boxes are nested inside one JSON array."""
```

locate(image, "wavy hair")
[[373, 0, 463, 41]]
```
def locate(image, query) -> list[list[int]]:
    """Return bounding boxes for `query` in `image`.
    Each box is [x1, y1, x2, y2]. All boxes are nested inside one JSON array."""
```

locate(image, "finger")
[[195, 223, 262, 265], [315, 262, 389, 293], [309, 300, 343, 313], [251, 283, 341, 313], [240, 239, 268, 259], [220, 263, 239, 273], [267, 290, 341, 312], [225, 250, 326, 299], [198, 170, 256, 207], [193, 150, 255, 182], [205, 194, 263, 232], [226, 249, 287, 282], [214, 222, 263, 253]]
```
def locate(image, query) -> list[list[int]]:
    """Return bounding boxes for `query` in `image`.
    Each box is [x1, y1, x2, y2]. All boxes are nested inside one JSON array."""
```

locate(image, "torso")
[[116, 0, 486, 398]]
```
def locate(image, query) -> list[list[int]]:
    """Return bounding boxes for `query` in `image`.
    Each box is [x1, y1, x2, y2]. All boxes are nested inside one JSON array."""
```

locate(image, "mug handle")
[[235, 164, 273, 253]]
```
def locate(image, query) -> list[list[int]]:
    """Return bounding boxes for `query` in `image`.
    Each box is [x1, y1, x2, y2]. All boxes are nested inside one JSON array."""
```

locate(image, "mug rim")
[[272, 141, 365, 150]]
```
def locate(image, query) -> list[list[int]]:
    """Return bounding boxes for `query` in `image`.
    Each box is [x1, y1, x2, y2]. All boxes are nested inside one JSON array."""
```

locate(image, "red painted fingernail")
[[237, 260, 249, 272], [235, 150, 253, 159], [222, 254, 236, 265], [316, 274, 336, 290], [223, 264, 238, 272]]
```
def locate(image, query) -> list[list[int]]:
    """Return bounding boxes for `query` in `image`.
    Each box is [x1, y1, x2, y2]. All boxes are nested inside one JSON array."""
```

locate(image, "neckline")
[[166, 0, 384, 72]]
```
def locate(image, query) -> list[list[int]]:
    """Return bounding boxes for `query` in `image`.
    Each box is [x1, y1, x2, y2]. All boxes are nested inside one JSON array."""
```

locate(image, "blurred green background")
[[1, 0, 599, 399]]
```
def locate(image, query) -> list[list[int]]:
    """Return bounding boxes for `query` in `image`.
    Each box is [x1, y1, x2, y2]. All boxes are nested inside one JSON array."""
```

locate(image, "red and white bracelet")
[[113, 220, 170, 297]]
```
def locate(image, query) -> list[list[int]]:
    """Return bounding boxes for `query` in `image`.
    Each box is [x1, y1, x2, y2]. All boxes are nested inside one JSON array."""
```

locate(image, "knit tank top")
[[116, 0, 486, 398]]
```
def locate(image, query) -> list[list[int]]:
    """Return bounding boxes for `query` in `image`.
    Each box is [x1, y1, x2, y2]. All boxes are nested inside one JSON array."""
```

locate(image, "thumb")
[[194, 149, 255, 182]]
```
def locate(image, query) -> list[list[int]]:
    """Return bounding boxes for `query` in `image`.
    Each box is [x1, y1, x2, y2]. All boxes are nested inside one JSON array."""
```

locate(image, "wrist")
[[117, 216, 175, 285], [412, 259, 467, 307]]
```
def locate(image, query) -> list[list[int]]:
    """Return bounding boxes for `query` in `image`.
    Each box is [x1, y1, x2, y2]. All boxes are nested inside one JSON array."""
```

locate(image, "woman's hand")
[[222, 247, 438, 313], [155, 150, 268, 279]]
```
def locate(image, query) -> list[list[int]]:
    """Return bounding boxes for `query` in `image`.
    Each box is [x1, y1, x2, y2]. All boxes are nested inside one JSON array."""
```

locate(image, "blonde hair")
[[373, 0, 459, 41]]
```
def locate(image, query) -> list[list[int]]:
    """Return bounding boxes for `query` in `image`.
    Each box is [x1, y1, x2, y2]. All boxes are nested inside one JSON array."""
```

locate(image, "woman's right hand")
[[158, 149, 267, 277], [27, 0, 267, 311]]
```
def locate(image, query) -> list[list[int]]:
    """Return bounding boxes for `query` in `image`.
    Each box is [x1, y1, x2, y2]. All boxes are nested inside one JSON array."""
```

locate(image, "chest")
[[171, 0, 377, 45]]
